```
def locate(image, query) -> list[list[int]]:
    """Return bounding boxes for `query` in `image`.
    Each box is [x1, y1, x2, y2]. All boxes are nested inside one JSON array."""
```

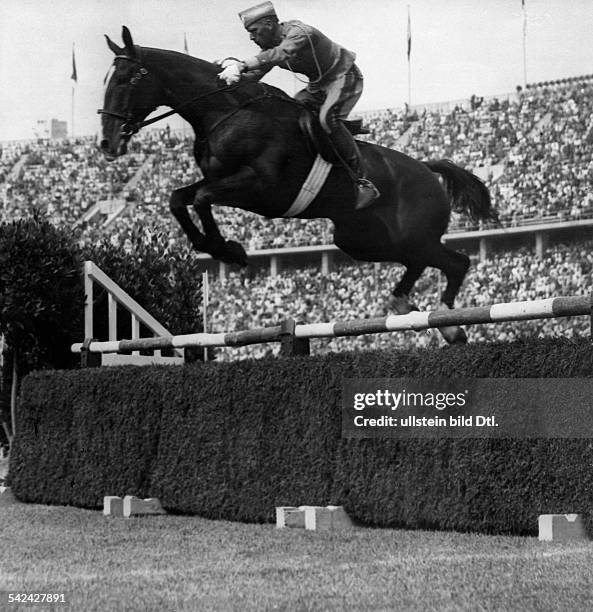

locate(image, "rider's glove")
[[214, 57, 241, 68], [218, 61, 245, 85]]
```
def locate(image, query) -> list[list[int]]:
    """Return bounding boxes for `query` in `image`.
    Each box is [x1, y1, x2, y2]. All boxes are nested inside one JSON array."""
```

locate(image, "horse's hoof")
[[440, 325, 467, 345], [451, 332, 468, 345], [388, 295, 419, 315], [221, 240, 248, 266]]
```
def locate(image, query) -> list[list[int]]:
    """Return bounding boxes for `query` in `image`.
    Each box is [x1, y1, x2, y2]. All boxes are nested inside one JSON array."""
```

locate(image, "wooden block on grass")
[[304, 505, 353, 531], [538, 514, 588, 542], [103, 496, 124, 517], [276, 506, 306, 528], [0, 486, 17, 506], [123, 495, 166, 518]]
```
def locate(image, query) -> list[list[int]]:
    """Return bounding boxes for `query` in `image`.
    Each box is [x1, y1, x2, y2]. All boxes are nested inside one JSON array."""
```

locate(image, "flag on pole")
[[407, 6, 411, 60], [71, 44, 78, 83], [183, 32, 189, 54]]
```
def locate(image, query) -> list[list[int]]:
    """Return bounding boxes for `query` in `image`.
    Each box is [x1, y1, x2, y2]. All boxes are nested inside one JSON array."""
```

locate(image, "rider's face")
[[247, 21, 275, 49]]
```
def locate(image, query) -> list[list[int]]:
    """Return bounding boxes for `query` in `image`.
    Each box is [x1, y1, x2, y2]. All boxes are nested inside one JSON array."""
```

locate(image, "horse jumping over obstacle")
[[99, 27, 499, 344]]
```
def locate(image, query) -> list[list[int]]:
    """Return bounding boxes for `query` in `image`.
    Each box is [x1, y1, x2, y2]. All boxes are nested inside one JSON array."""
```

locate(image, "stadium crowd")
[[1, 74, 592, 359], [1, 137, 141, 226], [362, 77, 593, 228]]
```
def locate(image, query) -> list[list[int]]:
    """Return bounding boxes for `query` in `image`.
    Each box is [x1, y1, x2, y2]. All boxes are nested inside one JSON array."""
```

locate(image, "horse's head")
[[99, 26, 162, 160]]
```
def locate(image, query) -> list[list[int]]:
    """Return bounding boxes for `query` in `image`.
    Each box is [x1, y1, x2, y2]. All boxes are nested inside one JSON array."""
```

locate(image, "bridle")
[[97, 53, 250, 140], [97, 55, 156, 139]]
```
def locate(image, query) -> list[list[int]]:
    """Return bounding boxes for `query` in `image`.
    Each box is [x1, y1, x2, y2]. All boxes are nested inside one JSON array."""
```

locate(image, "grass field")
[[1, 502, 592, 612]]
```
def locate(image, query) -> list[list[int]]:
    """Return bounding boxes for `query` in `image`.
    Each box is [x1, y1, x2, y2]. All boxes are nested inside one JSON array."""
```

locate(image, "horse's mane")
[[141, 46, 220, 76], [140, 46, 293, 102]]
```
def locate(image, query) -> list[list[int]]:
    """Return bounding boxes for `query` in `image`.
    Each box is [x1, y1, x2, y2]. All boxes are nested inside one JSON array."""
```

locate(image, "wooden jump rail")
[[72, 294, 592, 360], [80, 261, 184, 366]]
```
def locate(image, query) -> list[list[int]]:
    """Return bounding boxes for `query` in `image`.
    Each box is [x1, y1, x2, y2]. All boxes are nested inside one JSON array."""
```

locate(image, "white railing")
[[81, 261, 184, 366]]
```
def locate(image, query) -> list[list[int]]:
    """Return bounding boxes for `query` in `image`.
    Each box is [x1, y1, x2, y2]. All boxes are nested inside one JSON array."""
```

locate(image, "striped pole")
[[71, 295, 591, 355], [297, 296, 590, 338], [72, 325, 286, 354]]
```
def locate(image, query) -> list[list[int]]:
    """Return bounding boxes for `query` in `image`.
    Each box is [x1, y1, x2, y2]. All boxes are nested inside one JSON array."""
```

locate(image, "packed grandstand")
[[1, 75, 592, 360]]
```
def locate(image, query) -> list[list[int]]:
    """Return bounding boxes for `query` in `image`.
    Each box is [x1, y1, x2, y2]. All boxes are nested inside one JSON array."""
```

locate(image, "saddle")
[[298, 110, 370, 165]]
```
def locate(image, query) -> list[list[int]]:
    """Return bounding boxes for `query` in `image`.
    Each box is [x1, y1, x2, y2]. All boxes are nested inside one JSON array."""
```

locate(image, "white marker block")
[[276, 506, 306, 528], [122, 495, 166, 518], [0, 486, 17, 506], [304, 506, 353, 531], [538, 514, 588, 542], [103, 496, 124, 517]]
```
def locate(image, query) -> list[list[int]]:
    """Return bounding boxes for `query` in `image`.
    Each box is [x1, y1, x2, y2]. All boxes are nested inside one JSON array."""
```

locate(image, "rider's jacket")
[[243, 20, 356, 89]]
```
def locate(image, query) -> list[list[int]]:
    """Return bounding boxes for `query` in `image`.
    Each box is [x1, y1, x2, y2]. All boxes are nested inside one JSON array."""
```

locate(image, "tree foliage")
[[84, 232, 204, 337], [0, 218, 85, 373]]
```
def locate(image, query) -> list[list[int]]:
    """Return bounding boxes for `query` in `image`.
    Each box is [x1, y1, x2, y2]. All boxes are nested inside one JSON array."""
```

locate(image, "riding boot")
[[355, 178, 381, 210], [330, 122, 380, 210]]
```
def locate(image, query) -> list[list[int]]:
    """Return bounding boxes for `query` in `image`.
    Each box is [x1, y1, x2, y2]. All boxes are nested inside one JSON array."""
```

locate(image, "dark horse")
[[100, 27, 498, 343]]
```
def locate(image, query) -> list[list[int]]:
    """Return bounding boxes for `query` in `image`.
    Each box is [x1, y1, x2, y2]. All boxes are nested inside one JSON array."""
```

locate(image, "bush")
[[84, 233, 204, 336], [0, 217, 84, 374]]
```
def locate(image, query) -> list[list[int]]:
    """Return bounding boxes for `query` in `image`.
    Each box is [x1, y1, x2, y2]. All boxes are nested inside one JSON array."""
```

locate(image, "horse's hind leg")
[[437, 246, 470, 309], [389, 264, 425, 314], [427, 244, 470, 344]]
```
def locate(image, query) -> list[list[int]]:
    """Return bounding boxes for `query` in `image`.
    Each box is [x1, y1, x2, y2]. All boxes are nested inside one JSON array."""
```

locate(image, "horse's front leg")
[[169, 182, 211, 253], [169, 180, 244, 265], [193, 201, 248, 266], [192, 166, 258, 266]]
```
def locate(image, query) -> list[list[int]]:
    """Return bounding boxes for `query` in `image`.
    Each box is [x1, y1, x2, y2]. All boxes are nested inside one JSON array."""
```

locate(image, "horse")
[[99, 26, 498, 344]]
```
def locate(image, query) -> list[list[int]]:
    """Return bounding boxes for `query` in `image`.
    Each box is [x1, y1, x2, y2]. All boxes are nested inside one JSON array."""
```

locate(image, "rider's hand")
[[218, 61, 244, 85]]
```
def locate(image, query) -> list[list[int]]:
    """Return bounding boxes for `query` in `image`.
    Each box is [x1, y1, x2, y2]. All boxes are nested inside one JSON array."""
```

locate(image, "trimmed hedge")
[[9, 337, 593, 535]]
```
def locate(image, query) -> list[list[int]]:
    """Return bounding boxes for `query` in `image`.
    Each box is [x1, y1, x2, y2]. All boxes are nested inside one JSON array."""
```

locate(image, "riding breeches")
[[295, 64, 365, 177]]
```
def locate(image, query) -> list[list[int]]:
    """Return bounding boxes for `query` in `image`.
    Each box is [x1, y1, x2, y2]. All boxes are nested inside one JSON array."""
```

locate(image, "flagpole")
[[71, 86, 75, 138], [407, 5, 412, 108], [407, 55, 411, 108], [522, 0, 527, 88], [71, 42, 76, 138]]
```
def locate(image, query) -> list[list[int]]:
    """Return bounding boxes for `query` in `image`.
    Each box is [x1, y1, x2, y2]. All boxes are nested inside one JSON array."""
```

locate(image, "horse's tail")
[[424, 159, 499, 225]]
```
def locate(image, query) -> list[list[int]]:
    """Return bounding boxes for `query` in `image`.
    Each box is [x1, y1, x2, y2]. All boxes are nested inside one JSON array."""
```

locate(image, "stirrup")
[[355, 179, 380, 210]]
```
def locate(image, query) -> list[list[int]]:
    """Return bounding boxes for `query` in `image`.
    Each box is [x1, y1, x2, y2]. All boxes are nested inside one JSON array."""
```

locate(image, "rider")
[[217, 1, 380, 210]]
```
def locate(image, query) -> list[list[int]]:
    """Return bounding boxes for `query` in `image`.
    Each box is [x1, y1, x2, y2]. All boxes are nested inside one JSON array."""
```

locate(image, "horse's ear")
[[122, 26, 136, 58], [105, 34, 123, 56]]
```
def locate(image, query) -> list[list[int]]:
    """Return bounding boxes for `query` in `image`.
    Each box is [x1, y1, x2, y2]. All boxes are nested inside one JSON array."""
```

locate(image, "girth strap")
[[283, 155, 332, 217]]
